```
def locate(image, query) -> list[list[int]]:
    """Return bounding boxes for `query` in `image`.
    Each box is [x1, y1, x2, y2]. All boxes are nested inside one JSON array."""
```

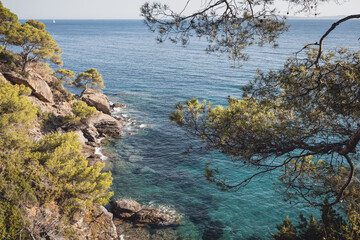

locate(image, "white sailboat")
[[52, 19, 56, 23]]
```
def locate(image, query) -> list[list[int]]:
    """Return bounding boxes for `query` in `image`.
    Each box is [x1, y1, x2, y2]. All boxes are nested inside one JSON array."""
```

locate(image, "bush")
[[63, 100, 97, 124], [0, 50, 22, 72]]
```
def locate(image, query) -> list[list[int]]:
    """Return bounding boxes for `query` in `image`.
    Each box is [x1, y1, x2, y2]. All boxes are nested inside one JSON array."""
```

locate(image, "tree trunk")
[[22, 54, 29, 72]]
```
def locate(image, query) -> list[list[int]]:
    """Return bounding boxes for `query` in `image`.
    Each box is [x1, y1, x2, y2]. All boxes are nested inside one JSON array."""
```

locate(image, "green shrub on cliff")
[[31, 132, 113, 214], [63, 100, 98, 124]]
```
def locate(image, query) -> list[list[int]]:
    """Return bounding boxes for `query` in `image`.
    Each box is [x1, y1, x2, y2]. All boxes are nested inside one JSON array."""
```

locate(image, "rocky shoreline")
[[0, 63, 182, 239]]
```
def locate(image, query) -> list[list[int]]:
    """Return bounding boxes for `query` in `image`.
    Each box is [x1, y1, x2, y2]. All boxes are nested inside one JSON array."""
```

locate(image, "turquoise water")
[[43, 19, 360, 239]]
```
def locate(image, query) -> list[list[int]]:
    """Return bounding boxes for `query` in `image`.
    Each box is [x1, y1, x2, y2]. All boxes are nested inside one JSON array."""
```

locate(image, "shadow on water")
[[201, 220, 225, 240]]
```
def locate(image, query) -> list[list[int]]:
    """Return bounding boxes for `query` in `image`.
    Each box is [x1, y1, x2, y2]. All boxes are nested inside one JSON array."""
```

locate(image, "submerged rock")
[[123, 227, 150, 240], [151, 228, 179, 240], [110, 198, 142, 219], [81, 88, 112, 114], [129, 155, 143, 163]]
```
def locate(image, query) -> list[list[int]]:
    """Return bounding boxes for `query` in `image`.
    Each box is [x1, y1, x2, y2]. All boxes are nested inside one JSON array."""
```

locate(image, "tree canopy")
[[0, 2, 62, 71], [141, 0, 345, 62], [56, 68, 76, 84], [0, 1, 18, 50], [74, 68, 105, 96]]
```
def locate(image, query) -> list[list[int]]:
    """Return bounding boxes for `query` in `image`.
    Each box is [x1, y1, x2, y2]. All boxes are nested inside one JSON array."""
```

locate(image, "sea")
[[40, 18, 359, 239]]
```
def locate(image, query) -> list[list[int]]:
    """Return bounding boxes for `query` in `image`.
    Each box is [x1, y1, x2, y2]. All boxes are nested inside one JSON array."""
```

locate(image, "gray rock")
[[81, 88, 112, 114], [3, 71, 54, 103], [110, 198, 142, 219]]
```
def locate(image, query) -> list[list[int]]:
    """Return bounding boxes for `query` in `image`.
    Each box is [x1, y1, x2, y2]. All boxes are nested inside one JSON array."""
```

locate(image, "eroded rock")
[[81, 88, 112, 114], [3, 71, 54, 103], [86, 113, 123, 138], [110, 198, 142, 219]]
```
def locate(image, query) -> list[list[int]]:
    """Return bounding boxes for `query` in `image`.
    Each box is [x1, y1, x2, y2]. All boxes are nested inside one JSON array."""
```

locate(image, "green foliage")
[[31, 132, 114, 214], [49, 76, 74, 101], [272, 204, 355, 240], [272, 216, 297, 240], [55, 68, 75, 84], [63, 100, 97, 124], [0, 201, 23, 240], [0, 49, 22, 72], [74, 68, 104, 94], [0, 81, 37, 150], [0, 1, 18, 49], [141, 1, 338, 63]]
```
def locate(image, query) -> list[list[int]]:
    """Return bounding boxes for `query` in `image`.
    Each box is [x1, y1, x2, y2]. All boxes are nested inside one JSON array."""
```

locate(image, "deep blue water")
[[42, 19, 359, 239]]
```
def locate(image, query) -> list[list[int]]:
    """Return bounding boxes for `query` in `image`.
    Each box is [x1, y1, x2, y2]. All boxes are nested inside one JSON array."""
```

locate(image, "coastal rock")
[[86, 113, 123, 138], [24, 203, 117, 240], [113, 103, 126, 108], [72, 206, 118, 240], [110, 198, 142, 219], [82, 126, 99, 143], [81, 88, 112, 114], [3, 70, 54, 103]]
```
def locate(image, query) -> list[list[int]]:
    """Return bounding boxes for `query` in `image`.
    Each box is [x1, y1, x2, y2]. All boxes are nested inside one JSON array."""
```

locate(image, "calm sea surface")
[[42, 19, 359, 239]]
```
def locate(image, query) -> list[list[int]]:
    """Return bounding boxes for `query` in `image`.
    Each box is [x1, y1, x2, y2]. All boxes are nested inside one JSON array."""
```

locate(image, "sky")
[[2, 0, 360, 20]]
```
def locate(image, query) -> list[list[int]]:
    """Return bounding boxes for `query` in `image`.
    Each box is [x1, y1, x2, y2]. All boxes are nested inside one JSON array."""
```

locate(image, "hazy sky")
[[2, 0, 360, 19]]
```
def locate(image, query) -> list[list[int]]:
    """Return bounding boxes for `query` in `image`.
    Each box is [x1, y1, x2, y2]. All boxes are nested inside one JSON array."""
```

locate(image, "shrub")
[[63, 100, 97, 124]]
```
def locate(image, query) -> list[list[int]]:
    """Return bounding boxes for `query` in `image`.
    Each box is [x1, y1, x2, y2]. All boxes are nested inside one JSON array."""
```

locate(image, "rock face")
[[86, 113, 123, 138], [24, 203, 117, 240], [72, 206, 118, 240], [3, 71, 54, 103], [81, 88, 112, 114], [110, 198, 142, 219]]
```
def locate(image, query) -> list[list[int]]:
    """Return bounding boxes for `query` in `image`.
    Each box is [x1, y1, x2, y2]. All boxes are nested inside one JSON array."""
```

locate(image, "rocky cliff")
[[0, 62, 182, 240]]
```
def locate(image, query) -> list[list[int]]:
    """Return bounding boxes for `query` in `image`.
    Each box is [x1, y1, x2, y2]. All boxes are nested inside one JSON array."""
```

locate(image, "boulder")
[[86, 113, 123, 138], [81, 88, 112, 114], [110, 198, 142, 219], [3, 71, 54, 103]]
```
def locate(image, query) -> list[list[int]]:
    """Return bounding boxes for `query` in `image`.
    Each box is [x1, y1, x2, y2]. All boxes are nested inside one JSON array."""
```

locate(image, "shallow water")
[[43, 19, 360, 239]]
